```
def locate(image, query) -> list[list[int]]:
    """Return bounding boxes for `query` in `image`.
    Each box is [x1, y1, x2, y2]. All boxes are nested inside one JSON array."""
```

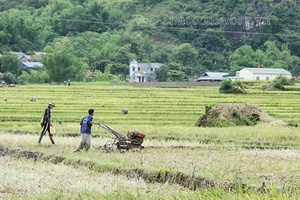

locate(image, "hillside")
[[0, 0, 299, 83]]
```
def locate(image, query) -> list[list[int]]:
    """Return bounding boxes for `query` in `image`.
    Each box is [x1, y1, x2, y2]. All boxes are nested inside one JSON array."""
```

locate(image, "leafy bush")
[[2, 72, 17, 84], [274, 75, 296, 86], [89, 70, 121, 84], [262, 76, 297, 91], [17, 69, 50, 84], [219, 79, 246, 94]]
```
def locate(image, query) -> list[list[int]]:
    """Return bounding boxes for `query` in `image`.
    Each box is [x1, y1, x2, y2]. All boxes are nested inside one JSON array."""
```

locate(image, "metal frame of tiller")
[[98, 123, 145, 153]]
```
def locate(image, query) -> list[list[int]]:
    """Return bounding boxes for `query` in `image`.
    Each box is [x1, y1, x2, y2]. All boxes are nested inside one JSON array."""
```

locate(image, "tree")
[[229, 45, 256, 72], [156, 65, 169, 82], [171, 43, 198, 67], [229, 41, 300, 75], [43, 39, 82, 82], [167, 70, 187, 82], [0, 53, 22, 75]]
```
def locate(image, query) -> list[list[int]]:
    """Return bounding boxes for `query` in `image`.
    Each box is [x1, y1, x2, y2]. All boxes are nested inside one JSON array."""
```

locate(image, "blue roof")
[[198, 72, 229, 81], [21, 62, 43, 68]]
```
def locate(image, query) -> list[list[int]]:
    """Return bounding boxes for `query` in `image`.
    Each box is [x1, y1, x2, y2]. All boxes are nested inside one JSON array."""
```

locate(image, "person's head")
[[48, 102, 55, 109], [88, 109, 94, 116]]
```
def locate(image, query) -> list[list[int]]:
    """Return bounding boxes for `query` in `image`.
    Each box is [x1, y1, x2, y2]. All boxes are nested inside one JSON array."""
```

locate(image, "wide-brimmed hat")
[[48, 102, 56, 107]]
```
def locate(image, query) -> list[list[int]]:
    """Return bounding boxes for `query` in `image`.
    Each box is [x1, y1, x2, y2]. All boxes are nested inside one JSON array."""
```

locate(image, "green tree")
[[167, 70, 187, 82], [0, 9, 50, 52], [229, 45, 256, 72], [0, 53, 22, 75], [156, 66, 169, 82], [172, 43, 198, 67], [43, 39, 82, 82], [2, 72, 17, 84], [229, 41, 300, 75], [17, 68, 50, 84]]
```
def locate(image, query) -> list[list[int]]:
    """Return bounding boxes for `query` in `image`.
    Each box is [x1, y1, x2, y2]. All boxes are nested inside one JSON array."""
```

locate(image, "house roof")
[[11, 52, 26, 60], [21, 62, 43, 68], [25, 55, 31, 59], [33, 52, 46, 56], [85, 70, 93, 77], [131, 71, 145, 77], [136, 63, 164, 71], [242, 68, 291, 75], [130, 59, 138, 64], [198, 72, 229, 81]]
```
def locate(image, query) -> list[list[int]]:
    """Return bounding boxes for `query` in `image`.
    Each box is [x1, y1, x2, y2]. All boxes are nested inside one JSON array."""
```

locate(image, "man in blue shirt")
[[74, 109, 97, 152]]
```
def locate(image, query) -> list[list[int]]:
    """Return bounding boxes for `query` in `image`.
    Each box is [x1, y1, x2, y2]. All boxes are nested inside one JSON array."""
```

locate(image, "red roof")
[[138, 71, 145, 75], [86, 70, 93, 77]]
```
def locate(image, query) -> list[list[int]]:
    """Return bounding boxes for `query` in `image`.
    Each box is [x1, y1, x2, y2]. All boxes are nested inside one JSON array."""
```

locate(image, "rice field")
[[1, 82, 300, 199]]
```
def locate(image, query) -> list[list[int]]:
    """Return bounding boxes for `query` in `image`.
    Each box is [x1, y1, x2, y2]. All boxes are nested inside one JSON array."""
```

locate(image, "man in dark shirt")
[[38, 102, 55, 145], [74, 109, 97, 152]]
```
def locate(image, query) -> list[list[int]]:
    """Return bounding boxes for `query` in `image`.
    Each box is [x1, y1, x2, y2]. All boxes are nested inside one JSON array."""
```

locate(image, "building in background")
[[236, 68, 291, 81], [197, 72, 229, 82], [129, 59, 164, 82]]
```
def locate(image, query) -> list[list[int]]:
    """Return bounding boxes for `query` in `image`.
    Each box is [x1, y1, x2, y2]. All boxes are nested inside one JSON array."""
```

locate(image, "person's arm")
[[87, 116, 93, 125], [44, 108, 51, 126]]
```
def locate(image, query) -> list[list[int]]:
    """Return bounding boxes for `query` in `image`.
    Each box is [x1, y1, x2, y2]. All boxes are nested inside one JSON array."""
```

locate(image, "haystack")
[[197, 103, 285, 127]]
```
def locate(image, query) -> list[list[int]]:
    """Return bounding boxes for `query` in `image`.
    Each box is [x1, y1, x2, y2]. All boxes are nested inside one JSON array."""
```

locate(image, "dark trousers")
[[38, 123, 55, 144]]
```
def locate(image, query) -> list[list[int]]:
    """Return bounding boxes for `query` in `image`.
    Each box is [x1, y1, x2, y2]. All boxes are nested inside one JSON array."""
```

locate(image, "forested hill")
[[0, 0, 300, 82]]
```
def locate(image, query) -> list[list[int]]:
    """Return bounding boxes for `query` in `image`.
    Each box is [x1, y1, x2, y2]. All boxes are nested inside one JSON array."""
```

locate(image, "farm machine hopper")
[[98, 122, 146, 153]]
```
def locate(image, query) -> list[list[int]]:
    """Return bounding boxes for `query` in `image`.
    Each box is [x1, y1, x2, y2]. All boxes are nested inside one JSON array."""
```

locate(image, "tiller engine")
[[98, 123, 146, 153]]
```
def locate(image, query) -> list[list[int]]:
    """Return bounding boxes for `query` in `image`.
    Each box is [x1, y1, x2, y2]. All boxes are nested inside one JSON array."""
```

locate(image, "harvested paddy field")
[[1, 83, 300, 199]]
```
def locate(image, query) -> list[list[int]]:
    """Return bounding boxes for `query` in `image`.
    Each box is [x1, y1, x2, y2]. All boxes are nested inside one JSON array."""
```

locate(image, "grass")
[[1, 132, 300, 187], [2, 83, 300, 128], [2, 82, 300, 199], [1, 139, 300, 199], [0, 156, 190, 200]]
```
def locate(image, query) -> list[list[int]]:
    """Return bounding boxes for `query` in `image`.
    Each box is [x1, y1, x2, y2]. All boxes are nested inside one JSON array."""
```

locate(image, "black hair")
[[88, 109, 94, 115]]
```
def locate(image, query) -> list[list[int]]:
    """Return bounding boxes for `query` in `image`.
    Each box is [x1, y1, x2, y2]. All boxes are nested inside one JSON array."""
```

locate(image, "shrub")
[[219, 79, 246, 94], [275, 75, 296, 86], [262, 76, 296, 91]]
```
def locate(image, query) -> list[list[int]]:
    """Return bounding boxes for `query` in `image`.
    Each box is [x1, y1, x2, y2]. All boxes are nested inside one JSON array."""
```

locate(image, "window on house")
[[132, 67, 135, 71], [256, 76, 260, 80], [151, 68, 153, 71], [266, 77, 269, 80], [138, 67, 140, 71]]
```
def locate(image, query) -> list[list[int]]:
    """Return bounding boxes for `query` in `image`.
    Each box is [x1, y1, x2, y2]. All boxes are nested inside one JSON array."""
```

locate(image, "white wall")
[[129, 60, 138, 76], [238, 69, 253, 80], [238, 69, 292, 81]]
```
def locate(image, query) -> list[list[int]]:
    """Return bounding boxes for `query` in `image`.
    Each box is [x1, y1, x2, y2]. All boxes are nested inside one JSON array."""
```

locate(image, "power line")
[[48, 17, 300, 38]]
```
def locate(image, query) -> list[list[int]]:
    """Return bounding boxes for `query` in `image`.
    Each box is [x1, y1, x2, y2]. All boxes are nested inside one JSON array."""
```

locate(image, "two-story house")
[[129, 59, 164, 82]]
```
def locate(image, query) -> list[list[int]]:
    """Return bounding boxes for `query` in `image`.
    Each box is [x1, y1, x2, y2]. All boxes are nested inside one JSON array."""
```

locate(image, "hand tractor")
[[98, 122, 146, 153]]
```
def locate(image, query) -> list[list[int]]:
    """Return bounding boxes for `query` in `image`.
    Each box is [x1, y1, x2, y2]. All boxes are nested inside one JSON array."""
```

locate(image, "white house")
[[236, 68, 292, 81], [129, 59, 164, 82]]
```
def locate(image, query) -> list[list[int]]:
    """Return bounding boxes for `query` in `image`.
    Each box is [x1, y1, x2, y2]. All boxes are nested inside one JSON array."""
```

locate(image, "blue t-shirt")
[[80, 115, 93, 134]]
